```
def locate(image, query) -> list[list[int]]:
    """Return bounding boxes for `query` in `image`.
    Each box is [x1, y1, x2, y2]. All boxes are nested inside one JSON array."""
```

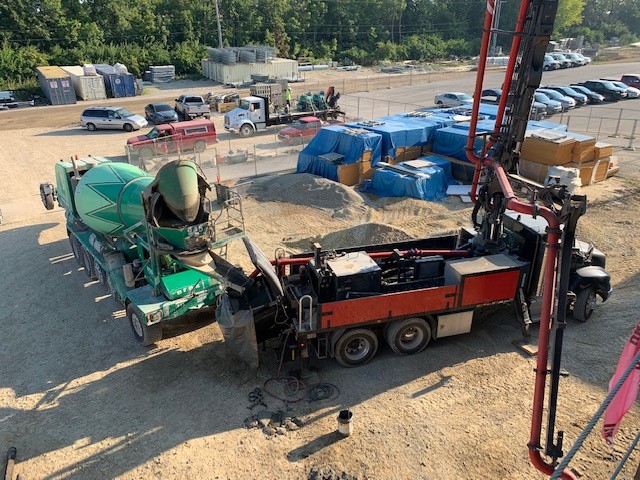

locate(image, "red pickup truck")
[[277, 116, 333, 145], [621, 74, 640, 89], [127, 119, 218, 159]]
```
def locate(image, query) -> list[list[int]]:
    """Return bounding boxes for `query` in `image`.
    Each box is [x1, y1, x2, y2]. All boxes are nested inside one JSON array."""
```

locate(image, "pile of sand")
[[248, 174, 367, 218], [286, 222, 413, 250]]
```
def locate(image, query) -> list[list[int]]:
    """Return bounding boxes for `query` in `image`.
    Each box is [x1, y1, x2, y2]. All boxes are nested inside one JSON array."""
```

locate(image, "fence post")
[[387, 101, 390, 116], [372, 99, 375, 119], [624, 119, 638, 151], [275, 134, 278, 156], [253, 145, 258, 177], [357, 97, 361, 119], [343, 78, 345, 94], [365, 76, 368, 92], [565, 116, 571, 131], [410, 69, 413, 86], [586, 107, 592, 132], [388, 73, 391, 89], [614, 108, 623, 137], [559, 111, 564, 124]]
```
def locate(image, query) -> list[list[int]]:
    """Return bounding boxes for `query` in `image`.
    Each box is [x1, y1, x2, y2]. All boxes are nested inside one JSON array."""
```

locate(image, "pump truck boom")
[[40, 157, 247, 345]]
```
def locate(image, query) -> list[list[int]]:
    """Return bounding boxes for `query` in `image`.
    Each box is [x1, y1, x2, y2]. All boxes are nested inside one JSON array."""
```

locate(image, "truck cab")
[[224, 96, 267, 137]]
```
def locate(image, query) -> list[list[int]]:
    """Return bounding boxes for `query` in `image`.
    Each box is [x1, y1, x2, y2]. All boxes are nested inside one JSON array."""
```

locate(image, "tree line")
[[0, 0, 638, 90]]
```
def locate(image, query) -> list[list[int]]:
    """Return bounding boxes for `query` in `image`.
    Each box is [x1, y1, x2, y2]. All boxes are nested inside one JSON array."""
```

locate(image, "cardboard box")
[[395, 146, 423, 162], [337, 160, 373, 186], [519, 158, 549, 183], [521, 132, 576, 166], [421, 144, 433, 154], [567, 157, 612, 186], [594, 142, 614, 158]]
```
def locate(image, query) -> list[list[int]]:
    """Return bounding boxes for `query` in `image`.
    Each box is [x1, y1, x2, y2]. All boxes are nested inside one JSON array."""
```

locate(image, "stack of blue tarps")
[[417, 154, 454, 183], [296, 126, 382, 182], [433, 120, 494, 161], [366, 160, 448, 201], [346, 120, 429, 159], [377, 113, 454, 145]]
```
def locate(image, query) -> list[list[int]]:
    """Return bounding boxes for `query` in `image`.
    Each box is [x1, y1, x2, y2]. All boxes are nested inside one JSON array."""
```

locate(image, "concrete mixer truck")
[[40, 157, 248, 345]]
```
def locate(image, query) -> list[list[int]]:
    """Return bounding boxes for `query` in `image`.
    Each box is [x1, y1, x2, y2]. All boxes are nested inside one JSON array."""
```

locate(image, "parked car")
[[480, 88, 548, 116], [568, 84, 605, 104], [562, 52, 587, 67], [144, 102, 179, 124], [126, 119, 218, 160], [550, 53, 572, 69], [543, 85, 588, 106], [534, 92, 563, 114], [576, 53, 591, 64], [174, 95, 211, 120], [537, 88, 576, 111], [543, 55, 561, 71], [601, 79, 640, 99], [620, 74, 640, 89], [277, 116, 330, 145], [578, 80, 627, 102], [81, 106, 147, 132], [434, 92, 473, 107]]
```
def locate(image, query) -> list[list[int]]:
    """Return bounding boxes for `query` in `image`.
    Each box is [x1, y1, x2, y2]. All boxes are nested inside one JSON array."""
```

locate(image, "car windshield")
[[290, 121, 304, 129], [540, 90, 563, 100], [146, 128, 160, 139], [571, 85, 588, 94], [458, 93, 472, 101], [544, 55, 554, 61], [610, 81, 626, 89], [553, 54, 566, 60], [115, 108, 133, 117], [535, 93, 550, 102], [561, 86, 580, 96], [155, 104, 172, 112], [239, 99, 250, 110], [601, 81, 616, 89]]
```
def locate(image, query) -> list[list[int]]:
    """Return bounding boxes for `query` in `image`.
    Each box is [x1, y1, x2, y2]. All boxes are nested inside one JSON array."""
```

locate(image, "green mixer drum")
[[75, 162, 153, 236]]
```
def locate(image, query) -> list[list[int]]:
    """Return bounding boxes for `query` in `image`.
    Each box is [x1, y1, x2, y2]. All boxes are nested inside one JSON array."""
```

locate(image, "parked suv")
[[568, 85, 605, 104], [543, 55, 561, 71], [81, 106, 147, 132], [621, 74, 640, 89], [579, 80, 627, 102], [537, 88, 576, 111], [550, 53, 572, 68], [533, 92, 563, 114], [126, 119, 218, 160]]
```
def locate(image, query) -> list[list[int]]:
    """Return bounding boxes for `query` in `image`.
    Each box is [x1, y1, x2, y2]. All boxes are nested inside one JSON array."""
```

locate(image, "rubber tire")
[[436, 101, 443, 106], [69, 234, 84, 267], [82, 247, 97, 280], [41, 191, 54, 210], [385, 317, 432, 355], [96, 263, 108, 287], [574, 286, 596, 322], [127, 303, 162, 346], [239, 124, 253, 138], [123, 123, 134, 132], [86, 123, 96, 132], [334, 328, 378, 367], [194, 140, 207, 153]]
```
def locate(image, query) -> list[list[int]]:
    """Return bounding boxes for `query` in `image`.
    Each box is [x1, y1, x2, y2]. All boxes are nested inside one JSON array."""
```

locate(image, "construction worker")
[[285, 87, 292, 109]]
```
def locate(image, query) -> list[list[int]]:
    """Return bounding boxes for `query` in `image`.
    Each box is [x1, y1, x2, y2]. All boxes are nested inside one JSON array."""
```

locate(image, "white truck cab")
[[224, 96, 267, 137]]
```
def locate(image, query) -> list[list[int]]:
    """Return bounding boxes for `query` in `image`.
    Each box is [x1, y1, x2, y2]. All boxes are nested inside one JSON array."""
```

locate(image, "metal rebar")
[[610, 429, 640, 480], [551, 348, 640, 479]]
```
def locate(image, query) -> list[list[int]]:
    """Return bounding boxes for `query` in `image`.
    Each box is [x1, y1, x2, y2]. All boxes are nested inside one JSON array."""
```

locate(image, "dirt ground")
[[1, 72, 640, 480]]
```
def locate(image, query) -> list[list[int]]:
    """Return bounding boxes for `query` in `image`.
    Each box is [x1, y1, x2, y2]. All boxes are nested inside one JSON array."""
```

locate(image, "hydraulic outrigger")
[[466, 0, 587, 478]]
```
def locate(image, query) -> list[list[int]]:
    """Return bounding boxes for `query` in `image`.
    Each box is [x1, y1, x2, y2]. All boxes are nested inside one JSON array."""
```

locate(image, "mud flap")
[[216, 293, 259, 368]]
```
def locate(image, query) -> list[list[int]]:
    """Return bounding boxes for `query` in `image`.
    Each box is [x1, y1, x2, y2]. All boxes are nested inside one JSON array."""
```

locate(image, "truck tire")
[[86, 123, 96, 132], [385, 317, 431, 355], [334, 328, 378, 367], [82, 247, 97, 280], [194, 140, 207, 153], [573, 286, 596, 322], [69, 234, 84, 267], [96, 263, 108, 287], [239, 124, 253, 138], [127, 303, 162, 346], [123, 123, 134, 132], [41, 190, 54, 210]]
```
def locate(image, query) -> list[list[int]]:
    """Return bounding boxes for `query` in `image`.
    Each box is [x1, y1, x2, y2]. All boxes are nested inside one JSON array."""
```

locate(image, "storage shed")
[[35, 66, 77, 105]]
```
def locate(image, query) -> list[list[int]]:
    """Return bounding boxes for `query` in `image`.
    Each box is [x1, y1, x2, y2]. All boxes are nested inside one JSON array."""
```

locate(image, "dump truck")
[[224, 88, 343, 137], [40, 157, 246, 345]]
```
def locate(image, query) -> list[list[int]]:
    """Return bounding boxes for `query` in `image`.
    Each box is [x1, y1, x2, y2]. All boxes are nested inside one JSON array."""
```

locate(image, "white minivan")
[[81, 106, 147, 132]]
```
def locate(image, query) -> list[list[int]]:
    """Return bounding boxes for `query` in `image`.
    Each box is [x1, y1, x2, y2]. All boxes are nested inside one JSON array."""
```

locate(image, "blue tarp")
[[377, 114, 454, 145], [433, 124, 489, 162], [526, 120, 568, 132], [366, 161, 448, 201], [417, 154, 454, 183], [346, 120, 429, 159], [296, 126, 383, 181]]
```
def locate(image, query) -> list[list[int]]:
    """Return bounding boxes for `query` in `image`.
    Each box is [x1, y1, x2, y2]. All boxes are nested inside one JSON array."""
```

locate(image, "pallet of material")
[[337, 160, 372, 186], [594, 142, 614, 159], [566, 132, 597, 164], [522, 156, 613, 187], [217, 102, 237, 113], [520, 130, 576, 166]]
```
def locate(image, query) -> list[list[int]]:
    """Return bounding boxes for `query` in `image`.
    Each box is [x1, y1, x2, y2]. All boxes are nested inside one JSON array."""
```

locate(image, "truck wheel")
[[574, 286, 597, 322], [96, 264, 108, 287], [334, 328, 378, 367], [69, 234, 84, 267], [123, 123, 134, 132], [82, 247, 97, 280], [385, 318, 431, 355], [86, 123, 96, 132], [127, 303, 162, 346], [239, 124, 253, 138], [194, 140, 207, 153], [40, 189, 54, 210]]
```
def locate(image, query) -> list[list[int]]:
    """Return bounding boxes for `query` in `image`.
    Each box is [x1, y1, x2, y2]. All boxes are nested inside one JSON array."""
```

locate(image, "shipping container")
[[201, 58, 298, 84], [60, 66, 107, 101], [93, 64, 136, 98], [35, 66, 77, 105]]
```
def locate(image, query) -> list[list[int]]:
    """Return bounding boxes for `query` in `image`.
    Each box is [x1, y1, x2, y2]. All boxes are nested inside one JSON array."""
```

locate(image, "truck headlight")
[[147, 310, 163, 323]]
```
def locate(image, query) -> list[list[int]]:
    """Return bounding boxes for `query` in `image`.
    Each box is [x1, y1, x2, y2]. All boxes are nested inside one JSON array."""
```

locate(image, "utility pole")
[[214, 0, 223, 48]]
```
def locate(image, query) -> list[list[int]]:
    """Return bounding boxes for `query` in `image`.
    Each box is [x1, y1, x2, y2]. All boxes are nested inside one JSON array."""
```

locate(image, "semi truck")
[[224, 88, 343, 137], [40, 157, 246, 345]]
